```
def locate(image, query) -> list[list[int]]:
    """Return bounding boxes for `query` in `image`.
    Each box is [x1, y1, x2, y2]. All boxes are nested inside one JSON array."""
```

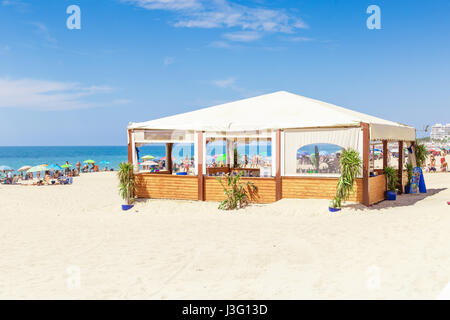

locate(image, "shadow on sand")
[[345, 188, 447, 211]]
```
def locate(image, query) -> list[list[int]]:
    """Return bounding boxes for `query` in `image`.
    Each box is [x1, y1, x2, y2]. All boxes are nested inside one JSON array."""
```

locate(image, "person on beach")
[[430, 154, 436, 171], [442, 161, 448, 172], [76, 161, 81, 174]]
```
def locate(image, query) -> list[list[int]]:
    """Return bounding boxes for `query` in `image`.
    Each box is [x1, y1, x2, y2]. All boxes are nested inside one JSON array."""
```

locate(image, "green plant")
[[384, 166, 398, 192], [216, 172, 258, 210], [332, 148, 362, 208], [233, 147, 240, 168], [414, 141, 427, 168], [405, 163, 413, 186], [118, 162, 135, 205]]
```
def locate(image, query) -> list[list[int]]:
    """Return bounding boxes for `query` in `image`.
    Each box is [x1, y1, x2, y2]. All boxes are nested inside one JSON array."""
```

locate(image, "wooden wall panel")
[[135, 174, 198, 200], [281, 177, 363, 203], [204, 177, 277, 203], [369, 174, 386, 205]]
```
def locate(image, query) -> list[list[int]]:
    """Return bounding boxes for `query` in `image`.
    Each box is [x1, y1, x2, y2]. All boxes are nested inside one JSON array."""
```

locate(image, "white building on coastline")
[[430, 123, 450, 140]]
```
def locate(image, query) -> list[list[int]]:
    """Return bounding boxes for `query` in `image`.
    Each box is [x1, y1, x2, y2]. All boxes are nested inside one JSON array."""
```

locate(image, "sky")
[[0, 0, 449, 146]]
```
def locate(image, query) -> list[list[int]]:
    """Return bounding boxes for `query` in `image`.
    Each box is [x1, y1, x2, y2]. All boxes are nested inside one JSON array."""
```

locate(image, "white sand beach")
[[1, 171, 449, 299]]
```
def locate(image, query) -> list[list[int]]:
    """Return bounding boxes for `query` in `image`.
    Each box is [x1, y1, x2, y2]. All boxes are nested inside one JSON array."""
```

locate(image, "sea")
[[0, 143, 345, 172], [0, 145, 167, 171]]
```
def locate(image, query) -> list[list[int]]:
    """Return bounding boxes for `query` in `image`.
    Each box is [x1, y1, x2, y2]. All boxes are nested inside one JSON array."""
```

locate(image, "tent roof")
[[129, 91, 415, 141]]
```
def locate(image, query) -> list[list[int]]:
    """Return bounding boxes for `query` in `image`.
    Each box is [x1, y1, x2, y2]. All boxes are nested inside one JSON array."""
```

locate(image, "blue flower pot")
[[386, 191, 397, 201], [329, 207, 341, 213], [122, 204, 134, 211], [404, 185, 411, 194]]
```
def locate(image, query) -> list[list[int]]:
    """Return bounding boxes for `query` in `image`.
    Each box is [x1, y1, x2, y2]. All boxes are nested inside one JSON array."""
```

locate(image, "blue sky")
[[0, 0, 448, 145]]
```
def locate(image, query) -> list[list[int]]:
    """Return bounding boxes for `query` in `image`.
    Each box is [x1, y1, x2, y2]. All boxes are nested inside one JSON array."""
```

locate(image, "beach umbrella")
[[160, 156, 176, 161], [18, 165, 32, 172], [84, 160, 95, 164], [319, 151, 329, 156], [0, 165, 14, 171], [27, 165, 47, 173], [47, 164, 62, 171], [142, 155, 155, 160], [141, 161, 158, 166], [214, 154, 226, 162], [61, 164, 73, 169]]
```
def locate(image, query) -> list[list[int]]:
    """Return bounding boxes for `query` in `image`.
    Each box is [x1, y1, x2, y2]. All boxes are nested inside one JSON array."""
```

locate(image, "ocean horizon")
[[0, 143, 273, 171]]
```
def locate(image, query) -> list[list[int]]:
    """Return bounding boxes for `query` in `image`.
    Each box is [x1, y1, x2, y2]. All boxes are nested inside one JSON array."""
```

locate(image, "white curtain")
[[284, 127, 362, 176]]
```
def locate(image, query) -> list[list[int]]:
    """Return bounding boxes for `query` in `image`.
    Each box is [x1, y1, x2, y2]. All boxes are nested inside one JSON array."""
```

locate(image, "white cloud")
[[163, 56, 175, 66], [0, 78, 114, 111], [0, 45, 11, 54], [112, 99, 133, 105], [286, 36, 314, 42], [124, 0, 307, 41], [212, 77, 235, 88], [2, 0, 26, 7], [124, 0, 201, 10], [30, 22, 57, 47], [223, 31, 262, 42]]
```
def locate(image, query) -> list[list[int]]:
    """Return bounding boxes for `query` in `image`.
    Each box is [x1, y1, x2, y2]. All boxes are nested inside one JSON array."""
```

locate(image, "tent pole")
[[128, 130, 133, 164], [362, 123, 370, 206], [398, 141, 404, 194], [382, 140, 388, 169], [275, 129, 282, 201], [197, 131, 205, 201], [166, 143, 173, 174]]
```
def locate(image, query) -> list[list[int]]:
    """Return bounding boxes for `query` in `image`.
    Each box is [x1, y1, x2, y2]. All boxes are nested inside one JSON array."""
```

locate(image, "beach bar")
[[127, 91, 416, 206]]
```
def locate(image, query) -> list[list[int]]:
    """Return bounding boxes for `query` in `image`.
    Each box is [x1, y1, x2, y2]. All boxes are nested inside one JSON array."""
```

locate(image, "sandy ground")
[[0, 171, 449, 299]]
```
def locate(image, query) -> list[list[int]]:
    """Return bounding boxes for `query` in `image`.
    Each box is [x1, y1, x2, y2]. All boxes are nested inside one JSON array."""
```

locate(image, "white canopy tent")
[[128, 91, 416, 206], [128, 91, 415, 141]]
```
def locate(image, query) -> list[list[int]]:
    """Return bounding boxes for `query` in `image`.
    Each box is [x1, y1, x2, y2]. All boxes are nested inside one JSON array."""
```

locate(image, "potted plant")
[[216, 172, 257, 210], [404, 163, 413, 194], [384, 166, 398, 200], [414, 141, 427, 168], [330, 148, 362, 212], [233, 147, 240, 168], [118, 162, 135, 211]]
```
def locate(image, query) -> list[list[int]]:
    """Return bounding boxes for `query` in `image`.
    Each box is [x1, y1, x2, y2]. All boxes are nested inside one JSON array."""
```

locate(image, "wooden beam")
[[197, 131, 205, 201], [166, 143, 173, 174], [382, 140, 388, 169], [361, 123, 370, 206], [398, 141, 404, 194], [127, 130, 132, 163], [275, 129, 282, 201]]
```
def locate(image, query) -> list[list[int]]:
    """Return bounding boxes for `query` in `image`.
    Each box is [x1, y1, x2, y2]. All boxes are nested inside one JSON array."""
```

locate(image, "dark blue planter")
[[329, 207, 341, 213], [404, 185, 411, 194], [122, 204, 134, 211], [386, 191, 397, 201]]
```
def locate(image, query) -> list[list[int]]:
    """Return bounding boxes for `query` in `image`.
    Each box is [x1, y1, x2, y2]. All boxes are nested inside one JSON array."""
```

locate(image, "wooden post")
[[361, 123, 370, 206], [275, 129, 282, 201], [166, 143, 173, 174], [382, 140, 388, 169], [127, 130, 132, 163], [197, 132, 205, 201], [398, 141, 404, 194]]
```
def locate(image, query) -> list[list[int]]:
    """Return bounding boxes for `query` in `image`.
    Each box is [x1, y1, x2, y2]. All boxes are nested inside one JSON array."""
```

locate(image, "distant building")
[[430, 123, 450, 140]]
